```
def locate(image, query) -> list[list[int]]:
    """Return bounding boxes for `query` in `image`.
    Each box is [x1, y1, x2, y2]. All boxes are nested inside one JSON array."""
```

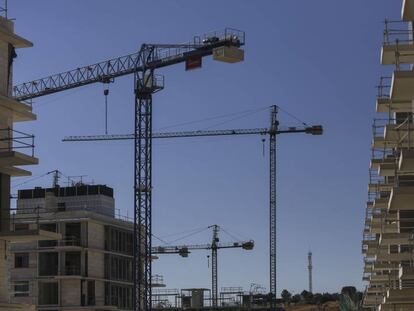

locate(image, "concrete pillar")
[[0, 241, 10, 302], [0, 173, 10, 233]]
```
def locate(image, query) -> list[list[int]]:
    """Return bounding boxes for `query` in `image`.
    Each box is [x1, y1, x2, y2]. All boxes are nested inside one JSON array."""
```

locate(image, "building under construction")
[[362, 0, 414, 310], [0, 1, 328, 311], [9, 184, 138, 310]]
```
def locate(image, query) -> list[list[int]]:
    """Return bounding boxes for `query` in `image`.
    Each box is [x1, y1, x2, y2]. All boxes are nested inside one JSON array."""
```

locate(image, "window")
[[105, 254, 132, 282], [38, 223, 57, 248], [105, 227, 133, 255], [65, 222, 81, 246], [65, 252, 81, 275], [15, 253, 29, 268], [14, 223, 29, 231], [39, 252, 58, 276], [87, 281, 95, 306], [105, 283, 132, 309], [38, 282, 58, 305], [14, 281, 29, 297], [57, 202, 66, 211]]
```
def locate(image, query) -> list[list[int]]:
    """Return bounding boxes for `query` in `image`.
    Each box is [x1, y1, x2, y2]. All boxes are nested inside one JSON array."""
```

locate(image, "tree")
[[300, 290, 314, 304], [281, 289, 292, 304], [291, 294, 301, 304]]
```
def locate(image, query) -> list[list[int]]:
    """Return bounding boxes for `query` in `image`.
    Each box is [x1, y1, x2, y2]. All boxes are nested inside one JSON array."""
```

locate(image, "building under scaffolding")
[[362, 0, 414, 310]]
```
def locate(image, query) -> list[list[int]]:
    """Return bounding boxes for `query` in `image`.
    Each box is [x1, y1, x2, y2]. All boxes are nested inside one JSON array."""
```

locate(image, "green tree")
[[281, 289, 292, 304], [291, 294, 301, 304]]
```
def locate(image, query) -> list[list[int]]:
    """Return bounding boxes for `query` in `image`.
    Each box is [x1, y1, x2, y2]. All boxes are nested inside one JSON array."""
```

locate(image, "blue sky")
[[9, 0, 400, 295]]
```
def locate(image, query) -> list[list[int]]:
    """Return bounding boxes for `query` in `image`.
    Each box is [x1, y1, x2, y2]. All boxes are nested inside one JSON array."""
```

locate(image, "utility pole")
[[308, 251, 313, 293]]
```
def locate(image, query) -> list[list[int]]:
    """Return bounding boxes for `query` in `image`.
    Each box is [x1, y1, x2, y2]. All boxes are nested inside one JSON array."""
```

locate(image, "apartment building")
[[362, 1, 414, 310], [9, 184, 136, 310], [0, 6, 62, 310]]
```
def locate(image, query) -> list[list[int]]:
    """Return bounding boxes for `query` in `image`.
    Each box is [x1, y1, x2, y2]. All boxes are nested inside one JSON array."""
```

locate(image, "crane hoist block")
[[213, 46, 244, 63]]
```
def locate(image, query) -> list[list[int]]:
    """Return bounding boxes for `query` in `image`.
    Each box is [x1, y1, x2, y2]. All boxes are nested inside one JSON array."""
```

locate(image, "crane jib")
[[13, 38, 243, 102]]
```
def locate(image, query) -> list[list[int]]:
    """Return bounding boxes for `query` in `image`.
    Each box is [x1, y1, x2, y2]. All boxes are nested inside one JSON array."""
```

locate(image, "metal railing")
[[0, 128, 35, 157], [152, 274, 164, 285], [376, 76, 392, 100], [383, 20, 414, 46], [0, 0, 7, 19]]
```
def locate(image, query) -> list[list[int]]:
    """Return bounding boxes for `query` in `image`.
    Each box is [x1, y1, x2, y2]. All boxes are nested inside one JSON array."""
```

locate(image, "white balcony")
[[390, 71, 414, 101], [374, 197, 390, 209], [0, 95, 36, 123], [384, 288, 414, 305], [0, 151, 38, 167], [363, 240, 379, 256], [376, 252, 413, 262], [398, 149, 414, 173], [381, 44, 414, 66], [376, 98, 413, 113], [372, 262, 400, 272], [0, 229, 60, 243], [0, 128, 38, 177], [371, 273, 397, 283], [0, 17, 32, 48], [388, 186, 414, 210], [364, 293, 383, 307], [370, 223, 398, 234], [380, 232, 412, 245], [379, 303, 414, 311], [402, 0, 414, 21], [369, 182, 394, 193], [367, 287, 386, 294], [399, 266, 414, 280]]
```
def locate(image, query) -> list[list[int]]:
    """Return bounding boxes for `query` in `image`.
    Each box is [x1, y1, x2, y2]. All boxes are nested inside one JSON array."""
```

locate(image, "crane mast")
[[13, 28, 245, 311], [211, 225, 219, 308], [269, 106, 277, 305], [152, 225, 254, 308], [63, 106, 323, 307]]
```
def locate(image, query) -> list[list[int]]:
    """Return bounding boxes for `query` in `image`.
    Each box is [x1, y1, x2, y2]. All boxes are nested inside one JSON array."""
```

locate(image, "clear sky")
[[9, 0, 401, 296]]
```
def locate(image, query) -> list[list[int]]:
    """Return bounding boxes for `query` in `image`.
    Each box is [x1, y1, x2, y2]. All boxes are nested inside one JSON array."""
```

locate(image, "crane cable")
[[162, 226, 210, 245], [103, 85, 109, 135]]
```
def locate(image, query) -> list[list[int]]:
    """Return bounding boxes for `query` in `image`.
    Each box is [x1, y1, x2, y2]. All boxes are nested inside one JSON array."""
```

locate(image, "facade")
[[0, 7, 59, 311], [9, 184, 136, 311], [362, 1, 414, 310]]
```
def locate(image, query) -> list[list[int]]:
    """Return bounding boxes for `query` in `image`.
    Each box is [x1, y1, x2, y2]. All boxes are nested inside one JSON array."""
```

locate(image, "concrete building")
[[0, 6, 60, 311], [9, 184, 136, 310], [362, 1, 414, 310]]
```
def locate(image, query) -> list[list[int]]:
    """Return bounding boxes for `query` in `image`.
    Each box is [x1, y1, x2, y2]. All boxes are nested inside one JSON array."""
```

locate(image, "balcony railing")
[[383, 20, 414, 46], [376, 76, 392, 100], [0, 128, 35, 157]]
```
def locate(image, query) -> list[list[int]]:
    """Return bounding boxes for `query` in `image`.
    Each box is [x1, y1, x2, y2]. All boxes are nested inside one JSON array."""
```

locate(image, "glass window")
[[14, 281, 29, 297], [38, 282, 58, 305], [15, 253, 29, 268]]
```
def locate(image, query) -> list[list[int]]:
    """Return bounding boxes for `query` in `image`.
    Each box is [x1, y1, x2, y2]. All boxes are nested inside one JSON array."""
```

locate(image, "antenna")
[[46, 170, 61, 188], [308, 251, 313, 293], [66, 175, 87, 186]]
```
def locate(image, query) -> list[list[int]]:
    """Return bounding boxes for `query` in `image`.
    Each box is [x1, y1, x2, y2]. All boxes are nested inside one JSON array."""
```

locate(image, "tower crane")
[[12, 28, 245, 311], [152, 225, 254, 308], [63, 105, 323, 305]]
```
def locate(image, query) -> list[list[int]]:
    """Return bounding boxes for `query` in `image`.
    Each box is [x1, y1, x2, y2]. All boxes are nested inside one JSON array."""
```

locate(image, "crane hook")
[[261, 138, 266, 157], [103, 88, 109, 135]]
